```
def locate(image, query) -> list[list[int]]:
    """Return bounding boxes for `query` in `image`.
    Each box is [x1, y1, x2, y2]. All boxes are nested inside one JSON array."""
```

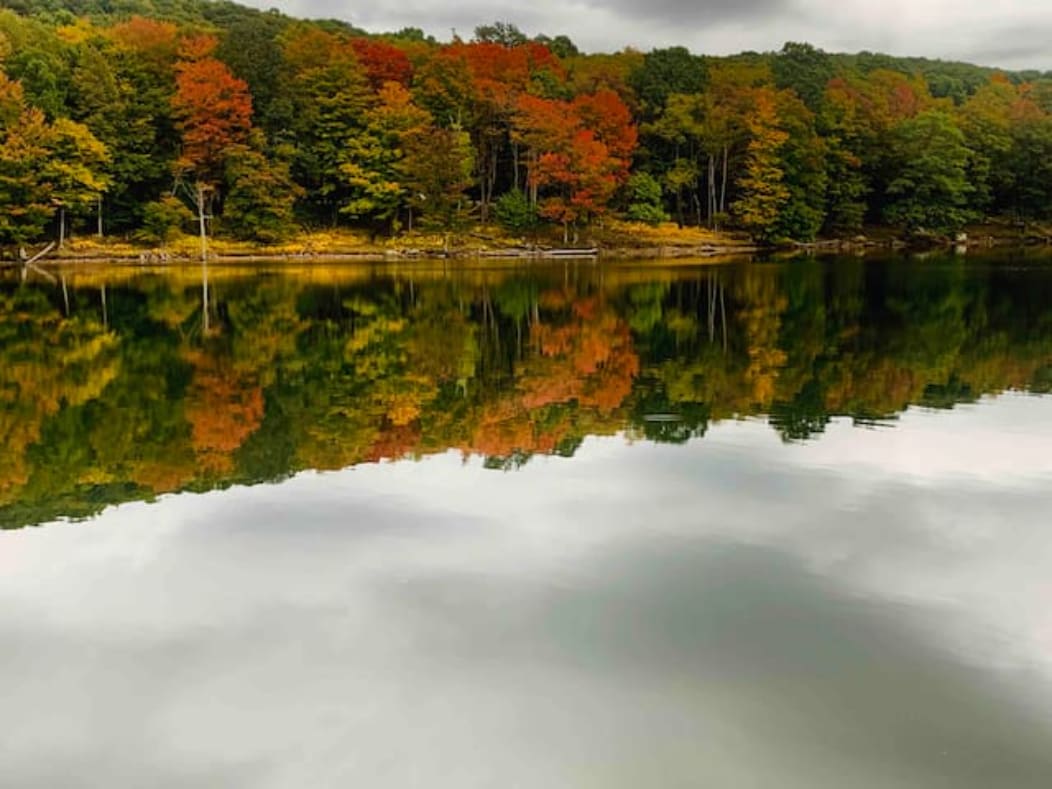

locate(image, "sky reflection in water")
[[2, 397, 1052, 787]]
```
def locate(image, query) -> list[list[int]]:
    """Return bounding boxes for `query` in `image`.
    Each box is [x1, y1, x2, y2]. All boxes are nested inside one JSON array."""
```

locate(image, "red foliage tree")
[[350, 38, 413, 91], [513, 89, 636, 240], [535, 130, 621, 237], [572, 89, 638, 167], [172, 57, 252, 179]]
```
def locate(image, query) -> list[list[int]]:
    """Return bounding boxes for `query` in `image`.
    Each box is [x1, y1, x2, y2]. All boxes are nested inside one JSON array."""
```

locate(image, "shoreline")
[[3, 242, 767, 268], [5, 226, 1052, 269]]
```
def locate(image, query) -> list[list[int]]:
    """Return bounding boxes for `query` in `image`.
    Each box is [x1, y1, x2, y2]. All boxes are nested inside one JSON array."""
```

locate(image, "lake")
[[3, 251, 1052, 787]]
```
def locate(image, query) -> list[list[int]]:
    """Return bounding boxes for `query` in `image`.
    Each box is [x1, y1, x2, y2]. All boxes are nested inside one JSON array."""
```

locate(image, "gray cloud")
[[238, 0, 1052, 70], [579, 0, 796, 26], [954, 22, 1052, 70]]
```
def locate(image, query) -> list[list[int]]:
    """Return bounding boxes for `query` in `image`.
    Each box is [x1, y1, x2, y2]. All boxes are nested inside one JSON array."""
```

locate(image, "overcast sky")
[[237, 0, 1052, 71]]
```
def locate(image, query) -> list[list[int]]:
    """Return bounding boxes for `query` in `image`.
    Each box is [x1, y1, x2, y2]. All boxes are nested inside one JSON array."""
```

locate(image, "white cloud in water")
[[2, 394, 1052, 785]]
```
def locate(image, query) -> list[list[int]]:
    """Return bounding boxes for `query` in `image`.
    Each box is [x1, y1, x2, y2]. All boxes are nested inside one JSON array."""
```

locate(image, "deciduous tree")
[[733, 88, 790, 241], [884, 110, 973, 234]]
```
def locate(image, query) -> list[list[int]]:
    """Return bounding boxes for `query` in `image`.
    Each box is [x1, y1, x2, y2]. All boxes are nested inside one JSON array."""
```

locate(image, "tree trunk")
[[196, 183, 208, 263], [512, 142, 520, 192], [479, 142, 498, 223], [97, 196, 103, 238], [720, 145, 729, 215], [529, 150, 539, 206], [488, 148, 497, 218], [707, 155, 715, 228], [58, 207, 66, 249]]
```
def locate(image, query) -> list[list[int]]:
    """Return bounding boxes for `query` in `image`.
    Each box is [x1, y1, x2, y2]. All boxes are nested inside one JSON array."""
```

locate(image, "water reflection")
[[3, 405, 1052, 787], [2, 252, 1052, 528], [4, 254, 1052, 786]]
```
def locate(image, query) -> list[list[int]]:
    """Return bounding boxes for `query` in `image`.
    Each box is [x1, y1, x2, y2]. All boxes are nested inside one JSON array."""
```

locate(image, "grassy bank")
[[9, 217, 1052, 267], [10, 220, 756, 265]]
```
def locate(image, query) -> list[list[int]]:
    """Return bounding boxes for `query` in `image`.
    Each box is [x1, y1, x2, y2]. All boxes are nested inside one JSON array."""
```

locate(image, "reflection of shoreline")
[[2, 256, 1052, 529], [1, 258, 744, 288], [17, 241, 1052, 267]]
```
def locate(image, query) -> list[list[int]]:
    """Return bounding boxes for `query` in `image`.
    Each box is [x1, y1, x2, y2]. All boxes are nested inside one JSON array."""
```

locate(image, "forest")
[[3, 255, 1052, 528], [2, 0, 1052, 249]]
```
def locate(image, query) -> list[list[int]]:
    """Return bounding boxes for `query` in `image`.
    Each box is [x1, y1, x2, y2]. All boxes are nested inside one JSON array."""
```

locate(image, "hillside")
[[2, 0, 1052, 252]]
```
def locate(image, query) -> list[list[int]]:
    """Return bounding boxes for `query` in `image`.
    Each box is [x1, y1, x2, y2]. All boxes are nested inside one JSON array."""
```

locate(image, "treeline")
[[2, 0, 1052, 248], [3, 256, 1052, 528]]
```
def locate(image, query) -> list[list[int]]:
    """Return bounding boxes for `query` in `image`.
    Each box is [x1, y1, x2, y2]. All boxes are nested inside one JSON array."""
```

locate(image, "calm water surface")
[[2, 253, 1052, 787]]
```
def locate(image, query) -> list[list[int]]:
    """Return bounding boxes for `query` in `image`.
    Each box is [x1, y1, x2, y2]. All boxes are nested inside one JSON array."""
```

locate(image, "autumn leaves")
[[4, 5, 1052, 249]]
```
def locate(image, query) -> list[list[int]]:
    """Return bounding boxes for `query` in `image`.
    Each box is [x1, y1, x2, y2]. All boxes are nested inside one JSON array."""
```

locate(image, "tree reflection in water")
[[2, 252, 1051, 528]]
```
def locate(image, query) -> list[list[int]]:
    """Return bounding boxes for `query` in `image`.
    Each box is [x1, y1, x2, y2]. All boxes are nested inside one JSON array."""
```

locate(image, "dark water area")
[[2, 252, 1052, 786]]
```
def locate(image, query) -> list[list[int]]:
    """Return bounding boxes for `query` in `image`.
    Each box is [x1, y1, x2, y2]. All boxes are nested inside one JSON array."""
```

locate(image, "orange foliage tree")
[[171, 35, 253, 258], [514, 89, 637, 242], [350, 38, 413, 91], [172, 37, 253, 179], [416, 41, 566, 219]]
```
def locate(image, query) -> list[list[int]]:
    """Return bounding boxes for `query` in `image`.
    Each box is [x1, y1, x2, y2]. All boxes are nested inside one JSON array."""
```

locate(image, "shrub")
[[625, 173, 669, 226], [138, 196, 193, 245], [493, 190, 538, 232]]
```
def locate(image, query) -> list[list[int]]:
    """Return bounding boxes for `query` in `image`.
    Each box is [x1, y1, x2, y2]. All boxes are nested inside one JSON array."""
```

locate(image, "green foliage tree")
[[625, 172, 669, 225], [340, 82, 430, 231], [772, 90, 826, 241], [222, 137, 301, 242], [493, 189, 537, 233], [1007, 111, 1052, 220], [957, 77, 1015, 215], [473, 22, 527, 47], [279, 27, 372, 224], [772, 42, 834, 113], [403, 124, 475, 241], [646, 92, 704, 226], [534, 34, 578, 59], [628, 46, 706, 121], [40, 118, 110, 245], [214, 12, 290, 137], [0, 73, 53, 244], [884, 110, 973, 233], [70, 23, 179, 232], [139, 194, 193, 244], [819, 78, 871, 233], [0, 10, 70, 118]]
